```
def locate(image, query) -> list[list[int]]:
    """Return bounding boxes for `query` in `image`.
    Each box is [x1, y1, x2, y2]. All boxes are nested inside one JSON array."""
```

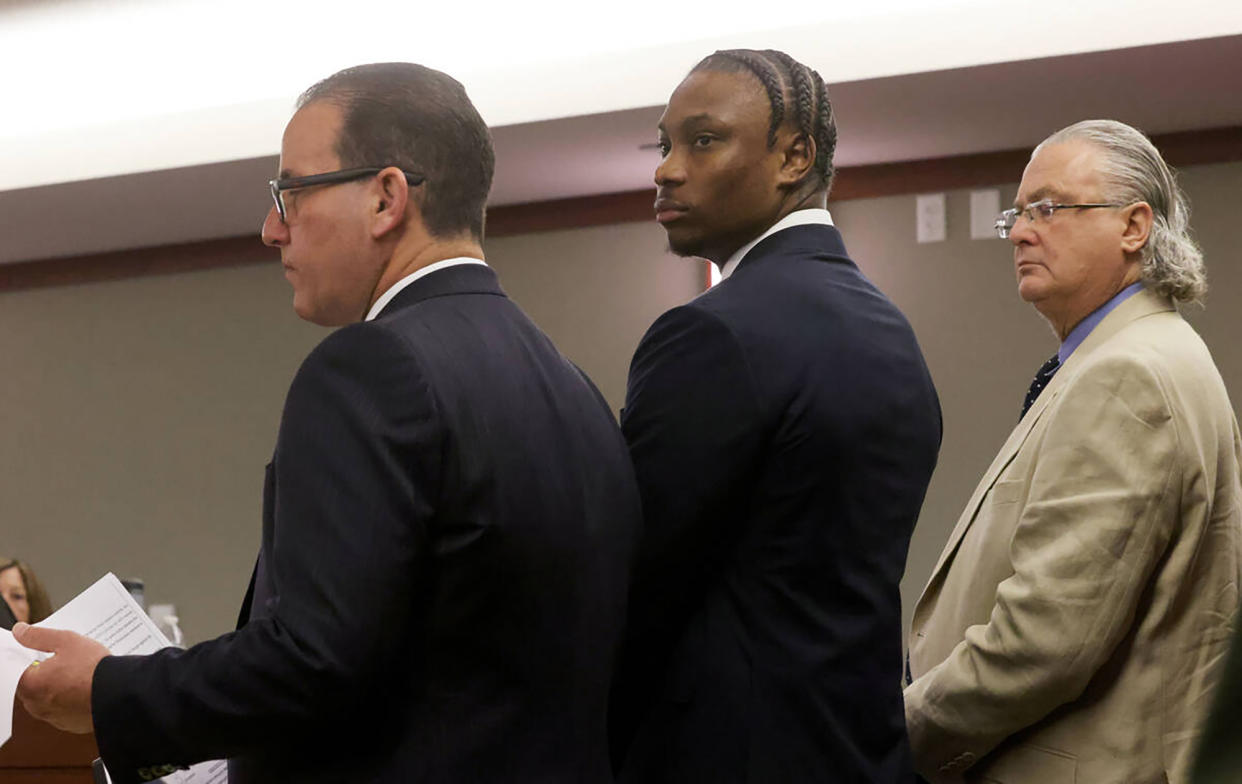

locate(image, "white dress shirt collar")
[[720, 208, 835, 280], [365, 257, 488, 321]]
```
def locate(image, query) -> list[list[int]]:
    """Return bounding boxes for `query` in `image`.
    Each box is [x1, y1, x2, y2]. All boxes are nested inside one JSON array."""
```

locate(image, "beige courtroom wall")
[[0, 250, 328, 644], [0, 160, 1237, 648], [487, 220, 704, 412]]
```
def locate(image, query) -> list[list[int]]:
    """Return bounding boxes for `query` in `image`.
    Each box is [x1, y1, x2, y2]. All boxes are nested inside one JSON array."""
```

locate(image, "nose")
[[1007, 213, 1036, 247], [654, 148, 684, 187], [261, 205, 288, 248]]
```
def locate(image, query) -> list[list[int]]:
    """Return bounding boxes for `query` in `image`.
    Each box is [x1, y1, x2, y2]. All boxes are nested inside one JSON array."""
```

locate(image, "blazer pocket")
[[988, 479, 1025, 506], [976, 744, 1077, 784]]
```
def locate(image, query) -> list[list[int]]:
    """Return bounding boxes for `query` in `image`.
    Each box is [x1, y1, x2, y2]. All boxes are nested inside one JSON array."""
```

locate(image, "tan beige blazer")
[[905, 289, 1242, 784]]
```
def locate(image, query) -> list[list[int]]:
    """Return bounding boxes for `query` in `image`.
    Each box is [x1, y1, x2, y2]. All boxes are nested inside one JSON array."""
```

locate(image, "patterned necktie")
[[1020, 354, 1060, 419]]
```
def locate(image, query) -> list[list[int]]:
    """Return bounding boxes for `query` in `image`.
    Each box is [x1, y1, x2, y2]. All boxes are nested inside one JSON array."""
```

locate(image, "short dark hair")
[[298, 62, 494, 240], [692, 49, 837, 193]]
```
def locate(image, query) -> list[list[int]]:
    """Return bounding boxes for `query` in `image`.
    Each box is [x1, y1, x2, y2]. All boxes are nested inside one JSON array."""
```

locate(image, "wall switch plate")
[[970, 189, 1002, 239], [916, 193, 946, 243]]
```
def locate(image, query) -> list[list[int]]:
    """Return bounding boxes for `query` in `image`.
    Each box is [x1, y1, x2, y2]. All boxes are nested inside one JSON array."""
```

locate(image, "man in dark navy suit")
[[609, 49, 942, 783], [15, 62, 641, 784]]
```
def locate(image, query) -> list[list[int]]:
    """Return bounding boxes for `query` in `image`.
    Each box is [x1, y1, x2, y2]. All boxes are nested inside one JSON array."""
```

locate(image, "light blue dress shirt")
[[1058, 282, 1146, 365]]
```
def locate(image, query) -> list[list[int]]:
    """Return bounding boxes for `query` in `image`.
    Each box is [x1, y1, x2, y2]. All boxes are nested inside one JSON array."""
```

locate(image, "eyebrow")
[[660, 112, 721, 133], [1014, 187, 1069, 208], [682, 113, 719, 126]]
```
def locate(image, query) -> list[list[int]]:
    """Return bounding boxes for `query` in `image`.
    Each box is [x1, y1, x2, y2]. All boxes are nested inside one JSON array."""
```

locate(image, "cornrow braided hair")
[[692, 49, 838, 192]]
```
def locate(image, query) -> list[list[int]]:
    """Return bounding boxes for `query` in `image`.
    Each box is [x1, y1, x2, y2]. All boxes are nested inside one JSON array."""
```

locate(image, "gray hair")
[[1037, 119, 1206, 304]]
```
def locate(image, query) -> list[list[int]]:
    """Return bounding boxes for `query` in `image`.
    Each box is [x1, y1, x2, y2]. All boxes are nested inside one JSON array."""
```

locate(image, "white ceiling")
[[1, 1, 1240, 265], [3, 0, 1239, 191]]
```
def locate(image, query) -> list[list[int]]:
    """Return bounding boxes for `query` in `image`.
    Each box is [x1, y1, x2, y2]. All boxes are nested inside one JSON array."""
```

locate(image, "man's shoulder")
[[637, 299, 741, 358], [1052, 312, 1221, 431], [311, 289, 511, 365], [739, 223, 854, 271], [730, 227, 885, 307], [285, 320, 433, 411], [707, 245, 898, 334], [304, 319, 416, 366], [1078, 309, 1212, 385]]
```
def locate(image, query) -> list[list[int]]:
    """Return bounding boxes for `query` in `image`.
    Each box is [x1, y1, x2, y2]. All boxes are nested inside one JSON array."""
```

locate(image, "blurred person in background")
[[1, 557, 53, 624]]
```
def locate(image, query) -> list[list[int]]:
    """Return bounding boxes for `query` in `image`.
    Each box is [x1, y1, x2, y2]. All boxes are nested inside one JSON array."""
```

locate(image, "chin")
[[304, 310, 351, 327], [1016, 269, 1046, 300], [661, 225, 702, 258], [665, 241, 698, 259], [291, 297, 332, 326], [291, 295, 313, 321], [1017, 280, 1051, 305], [666, 243, 704, 260]]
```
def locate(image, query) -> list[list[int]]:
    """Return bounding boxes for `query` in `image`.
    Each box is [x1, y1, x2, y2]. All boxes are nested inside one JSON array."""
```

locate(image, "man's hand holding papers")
[[13, 622, 108, 734]]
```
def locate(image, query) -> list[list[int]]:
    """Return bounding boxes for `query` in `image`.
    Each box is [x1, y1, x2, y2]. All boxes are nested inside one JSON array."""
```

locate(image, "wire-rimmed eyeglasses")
[[268, 167, 424, 223], [994, 199, 1123, 239]]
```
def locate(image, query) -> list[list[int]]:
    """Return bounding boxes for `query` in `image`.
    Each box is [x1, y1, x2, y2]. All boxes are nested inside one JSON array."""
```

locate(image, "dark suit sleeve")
[[610, 303, 764, 760], [91, 323, 442, 782]]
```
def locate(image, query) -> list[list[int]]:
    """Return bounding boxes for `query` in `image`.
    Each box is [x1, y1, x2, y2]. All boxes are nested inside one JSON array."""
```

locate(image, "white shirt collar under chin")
[[365, 257, 488, 321], [719, 208, 835, 280]]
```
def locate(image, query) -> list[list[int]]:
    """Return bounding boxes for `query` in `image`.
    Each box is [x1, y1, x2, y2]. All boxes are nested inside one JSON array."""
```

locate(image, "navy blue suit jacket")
[[92, 264, 641, 783], [611, 224, 941, 783]]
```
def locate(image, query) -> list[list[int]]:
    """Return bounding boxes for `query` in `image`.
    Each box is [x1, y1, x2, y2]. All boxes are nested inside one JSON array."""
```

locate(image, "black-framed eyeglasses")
[[994, 198, 1123, 239], [268, 167, 425, 223]]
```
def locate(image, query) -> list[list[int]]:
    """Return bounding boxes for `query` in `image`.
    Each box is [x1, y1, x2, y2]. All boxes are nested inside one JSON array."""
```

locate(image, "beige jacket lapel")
[[921, 288, 1176, 593]]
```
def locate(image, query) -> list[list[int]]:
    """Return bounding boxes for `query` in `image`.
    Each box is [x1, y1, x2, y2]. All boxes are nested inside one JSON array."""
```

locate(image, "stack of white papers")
[[0, 573, 225, 783]]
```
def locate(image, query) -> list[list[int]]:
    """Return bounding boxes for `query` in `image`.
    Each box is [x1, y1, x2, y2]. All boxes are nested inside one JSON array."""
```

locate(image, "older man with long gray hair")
[[904, 119, 1242, 784]]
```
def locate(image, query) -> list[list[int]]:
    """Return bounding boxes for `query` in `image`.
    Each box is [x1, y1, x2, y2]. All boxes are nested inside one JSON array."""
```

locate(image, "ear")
[[1119, 200, 1154, 255], [776, 131, 816, 189], [369, 166, 414, 240]]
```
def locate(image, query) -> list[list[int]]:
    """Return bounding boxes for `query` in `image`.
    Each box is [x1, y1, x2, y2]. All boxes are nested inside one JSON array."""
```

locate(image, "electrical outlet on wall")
[[916, 193, 946, 243]]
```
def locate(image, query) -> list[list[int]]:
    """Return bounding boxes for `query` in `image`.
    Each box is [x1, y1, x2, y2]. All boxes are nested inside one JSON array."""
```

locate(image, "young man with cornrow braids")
[[610, 48, 942, 783]]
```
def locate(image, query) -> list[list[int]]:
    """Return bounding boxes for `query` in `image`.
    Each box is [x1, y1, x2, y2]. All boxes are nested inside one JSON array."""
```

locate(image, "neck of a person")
[[786, 189, 828, 215], [1044, 305, 1095, 342], [1040, 267, 1143, 341], [708, 188, 829, 267], [368, 232, 484, 311]]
